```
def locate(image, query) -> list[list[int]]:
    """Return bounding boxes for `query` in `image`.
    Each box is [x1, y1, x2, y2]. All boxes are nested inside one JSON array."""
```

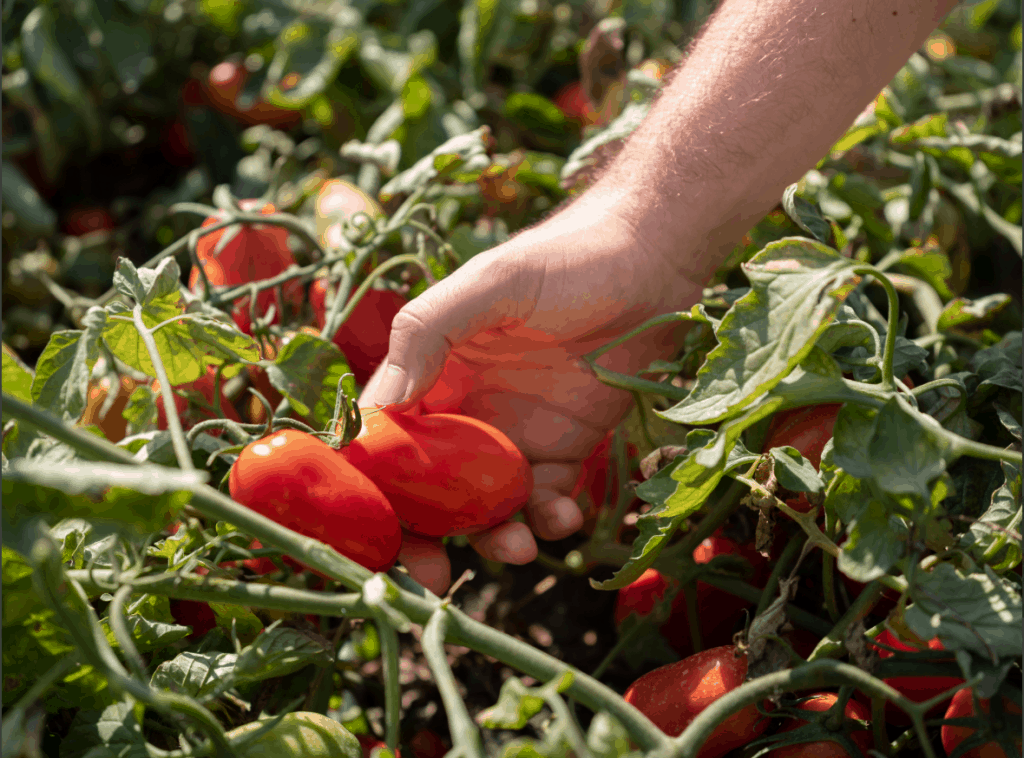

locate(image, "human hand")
[[358, 193, 709, 594]]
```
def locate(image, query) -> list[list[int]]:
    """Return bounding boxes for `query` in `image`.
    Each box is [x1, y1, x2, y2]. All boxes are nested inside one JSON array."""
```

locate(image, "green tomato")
[[229, 712, 361, 758]]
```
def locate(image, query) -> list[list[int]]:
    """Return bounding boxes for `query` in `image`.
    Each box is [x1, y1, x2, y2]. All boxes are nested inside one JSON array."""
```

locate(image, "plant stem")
[[807, 581, 885, 662], [131, 305, 193, 472], [582, 311, 707, 365], [852, 267, 900, 391], [754, 531, 805, 618], [422, 609, 485, 758], [378, 618, 402, 754]]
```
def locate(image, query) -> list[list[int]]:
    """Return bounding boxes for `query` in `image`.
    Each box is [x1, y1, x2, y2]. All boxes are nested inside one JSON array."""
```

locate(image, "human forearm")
[[585, 0, 958, 281]]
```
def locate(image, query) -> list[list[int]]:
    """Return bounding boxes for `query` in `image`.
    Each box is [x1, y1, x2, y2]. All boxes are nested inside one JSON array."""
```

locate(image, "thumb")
[[371, 250, 533, 410]]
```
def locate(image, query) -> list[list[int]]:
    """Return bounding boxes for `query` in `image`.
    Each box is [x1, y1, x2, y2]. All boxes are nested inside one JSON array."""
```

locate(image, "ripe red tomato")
[[762, 404, 842, 514], [205, 60, 302, 129], [553, 82, 597, 125], [870, 629, 964, 725], [337, 409, 532, 538], [170, 597, 217, 640], [187, 199, 304, 336], [153, 366, 242, 435], [229, 430, 402, 573], [768, 693, 872, 758], [614, 532, 769, 656], [942, 688, 1022, 758], [310, 282, 406, 386], [161, 120, 196, 167], [62, 207, 115, 236], [623, 646, 771, 758]]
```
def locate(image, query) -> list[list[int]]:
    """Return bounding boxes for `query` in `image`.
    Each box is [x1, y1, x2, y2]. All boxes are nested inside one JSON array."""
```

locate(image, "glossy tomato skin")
[[188, 199, 304, 336], [942, 688, 1022, 758], [205, 60, 302, 129], [769, 693, 872, 758], [154, 366, 242, 435], [229, 430, 402, 572], [310, 282, 405, 385], [614, 533, 769, 656], [553, 82, 597, 125], [624, 646, 770, 758], [338, 409, 532, 538], [762, 404, 842, 514], [871, 629, 964, 725], [170, 598, 217, 640]]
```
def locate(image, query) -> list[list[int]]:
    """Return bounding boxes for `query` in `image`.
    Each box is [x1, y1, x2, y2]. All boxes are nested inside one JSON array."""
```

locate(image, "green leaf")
[[265, 19, 359, 109], [781, 184, 833, 244], [894, 247, 954, 301], [2, 347, 34, 404], [208, 602, 264, 645], [479, 677, 546, 729], [149, 650, 237, 699], [503, 92, 565, 134], [660, 239, 859, 425], [904, 564, 1022, 659], [769, 447, 824, 494], [31, 328, 103, 422], [1, 160, 57, 235], [59, 700, 147, 758], [867, 397, 953, 499], [586, 713, 638, 758], [266, 332, 356, 428], [234, 625, 334, 686], [971, 331, 1022, 395], [837, 500, 908, 582], [937, 294, 1013, 332], [958, 458, 1021, 566]]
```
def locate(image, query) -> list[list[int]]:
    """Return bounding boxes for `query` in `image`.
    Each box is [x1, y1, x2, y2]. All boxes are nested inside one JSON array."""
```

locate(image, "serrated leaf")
[[904, 564, 1022, 659], [867, 397, 953, 499], [234, 625, 333, 683], [959, 458, 1021, 565], [266, 332, 355, 427], [31, 326, 103, 422], [149, 650, 237, 699], [112, 258, 181, 307], [660, 239, 860, 425], [769, 447, 824, 494]]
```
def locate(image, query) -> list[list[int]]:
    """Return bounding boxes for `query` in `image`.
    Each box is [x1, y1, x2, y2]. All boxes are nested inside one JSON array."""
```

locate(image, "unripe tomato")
[[614, 532, 769, 656], [153, 366, 242, 435], [62, 207, 115, 236], [226, 712, 361, 758], [206, 60, 302, 129], [310, 282, 405, 386], [229, 430, 402, 572], [79, 373, 139, 442], [768, 693, 872, 758], [314, 179, 384, 251], [942, 688, 1022, 758], [337, 409, 532, 538], [871, 629, 963, 725], [553, 82, 597, 125], [188, 199, 304, 336], [624, 646, 771, 758]]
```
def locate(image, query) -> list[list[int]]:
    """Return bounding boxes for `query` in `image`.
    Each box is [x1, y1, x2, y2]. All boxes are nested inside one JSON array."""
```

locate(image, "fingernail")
[[374, 363, 409, 406]]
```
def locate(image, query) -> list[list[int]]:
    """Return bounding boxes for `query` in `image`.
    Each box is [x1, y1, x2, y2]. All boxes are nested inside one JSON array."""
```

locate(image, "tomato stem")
[[852, 266, 900, 392], [422, 609, 485, 758], [754, 531, 805, 619]]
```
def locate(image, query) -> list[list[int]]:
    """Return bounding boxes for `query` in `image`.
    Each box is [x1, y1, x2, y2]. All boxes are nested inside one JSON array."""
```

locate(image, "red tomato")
[[153, 366, 242, 435], [229, 430, 402, 572], [942, 688, 1022, 758], [570, 431, 641, 526], [614, 532, 769, 656], [358, 735, 400, 758], [553, 82, 597, 125], [187, 199, 304, 336], [206, 60, 302, 129], [762, 404, 842, 514], [768, 693, 872, 758], [337, 409, 532, 538], [62, 207, 115, 236], [623, 646, 771, 758], [408, 729, 448, 758], [170, 597, 217, 640], [310, 282, 406, 386], [871, 629, 963, 725]]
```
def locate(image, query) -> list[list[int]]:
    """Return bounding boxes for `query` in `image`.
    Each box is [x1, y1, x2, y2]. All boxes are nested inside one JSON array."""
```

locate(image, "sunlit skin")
[[360, 0, 959, 594]]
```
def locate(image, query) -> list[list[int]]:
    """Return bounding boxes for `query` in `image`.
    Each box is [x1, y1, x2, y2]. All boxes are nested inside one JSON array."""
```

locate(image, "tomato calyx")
[[747, 692, 872, 757]]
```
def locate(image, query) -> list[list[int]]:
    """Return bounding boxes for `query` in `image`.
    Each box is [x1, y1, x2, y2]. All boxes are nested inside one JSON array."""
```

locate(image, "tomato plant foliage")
[[1, 0, 1021, 756]]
